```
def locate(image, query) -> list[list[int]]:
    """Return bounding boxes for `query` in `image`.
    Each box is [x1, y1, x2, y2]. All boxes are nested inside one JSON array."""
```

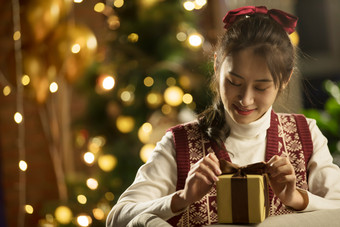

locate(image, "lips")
[[233, 104, 255, 115]]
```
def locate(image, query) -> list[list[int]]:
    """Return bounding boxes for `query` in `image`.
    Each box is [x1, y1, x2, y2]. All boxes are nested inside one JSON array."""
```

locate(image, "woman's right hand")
[[171, 152, 222, 213]]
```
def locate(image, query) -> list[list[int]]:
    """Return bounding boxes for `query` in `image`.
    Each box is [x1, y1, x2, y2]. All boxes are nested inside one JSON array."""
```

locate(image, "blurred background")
[[0, 0, 339, 226]]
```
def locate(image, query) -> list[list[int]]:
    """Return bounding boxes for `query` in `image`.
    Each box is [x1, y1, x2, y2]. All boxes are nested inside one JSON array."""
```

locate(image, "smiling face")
[[219, 47, 280, 124]]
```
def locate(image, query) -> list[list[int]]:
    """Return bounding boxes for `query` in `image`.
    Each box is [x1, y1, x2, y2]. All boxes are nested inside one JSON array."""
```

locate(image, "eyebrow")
[[229, 71, 273, 83]]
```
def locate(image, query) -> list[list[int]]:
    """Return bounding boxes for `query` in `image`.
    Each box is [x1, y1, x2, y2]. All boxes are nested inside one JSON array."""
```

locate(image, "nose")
[[239, 87, 254, 106]]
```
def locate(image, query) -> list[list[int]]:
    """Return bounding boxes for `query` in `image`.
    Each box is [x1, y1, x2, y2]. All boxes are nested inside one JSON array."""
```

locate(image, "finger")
[[196, 162, 220, 182], [204, 154, 222, 175], [271, 173, 296, 184], [191, 171, 215, 185], [270, 164, 294, 178]]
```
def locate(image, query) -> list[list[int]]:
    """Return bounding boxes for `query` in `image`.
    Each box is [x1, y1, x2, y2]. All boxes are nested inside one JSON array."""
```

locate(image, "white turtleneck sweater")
[[106, 107, 340, 227]]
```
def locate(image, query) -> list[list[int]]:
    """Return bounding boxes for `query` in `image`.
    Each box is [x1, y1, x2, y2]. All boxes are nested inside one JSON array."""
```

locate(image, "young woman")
[[106, 6, 340, 227]]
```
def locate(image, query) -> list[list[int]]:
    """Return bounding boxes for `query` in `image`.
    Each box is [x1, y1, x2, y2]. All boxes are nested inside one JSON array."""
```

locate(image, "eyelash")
[[227, 79, 268, 91]]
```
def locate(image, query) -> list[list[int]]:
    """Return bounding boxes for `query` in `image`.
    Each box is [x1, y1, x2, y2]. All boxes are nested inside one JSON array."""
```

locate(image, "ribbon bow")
[[220, 159, 267, 177], [222, 6, 298, 34]]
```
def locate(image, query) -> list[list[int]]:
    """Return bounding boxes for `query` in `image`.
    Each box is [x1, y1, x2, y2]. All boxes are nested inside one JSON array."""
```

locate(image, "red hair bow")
[[222, 6, 298, 34]]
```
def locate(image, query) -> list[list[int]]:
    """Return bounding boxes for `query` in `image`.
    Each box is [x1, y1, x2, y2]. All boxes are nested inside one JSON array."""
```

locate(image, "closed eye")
[[227, 79, 241, 86]]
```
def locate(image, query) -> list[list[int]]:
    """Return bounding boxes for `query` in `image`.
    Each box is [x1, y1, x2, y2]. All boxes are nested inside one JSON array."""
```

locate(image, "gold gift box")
[[217, 174, 268, 224]]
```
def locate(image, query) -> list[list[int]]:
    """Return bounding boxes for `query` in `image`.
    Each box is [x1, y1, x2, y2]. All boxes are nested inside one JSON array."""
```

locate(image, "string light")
[[183, 1, 195, 11], [3, 86, 11, 96], [55, 206, 73, 225], [77, 195, 87, 204], [138, 122, 153, 143], [13, 30, 21, 41], [128, 33, 139, 43], [140, 144, 155, 163], [92, 208, 105, 220], [102, 75, 115, 90], [21, 75, 30, 86], [49, 82, 58, 93], [25, 204, 34, 214], [146, 92, 163, 108], [105, 192, 115, 201], [114, 0, 124, 8], [19, 160, 28, 171], [143, 76, 154, 87], [83, 152, 95, 165], [98, 154, 117, 172], [116, 116, 135, 133], [176, 32, 187, 42], [94, 3, 105, 13], [188, 33, 203, 47], [71, 43, 81, 54], [164, 86, 184, 106], [14, 112, 23, 124], [77, 214, 92, 227], [74, 0, 83, 3], [183, 93, 193, 104], [86, 178, 99, 190]]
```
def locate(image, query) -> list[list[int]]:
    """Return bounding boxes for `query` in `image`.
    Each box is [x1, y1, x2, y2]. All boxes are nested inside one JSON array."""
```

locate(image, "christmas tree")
[[37, 0, 212, 226]]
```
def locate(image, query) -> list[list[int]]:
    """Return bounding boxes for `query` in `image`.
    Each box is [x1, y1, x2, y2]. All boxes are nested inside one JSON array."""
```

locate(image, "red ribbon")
[[222, 6, 298, 34]]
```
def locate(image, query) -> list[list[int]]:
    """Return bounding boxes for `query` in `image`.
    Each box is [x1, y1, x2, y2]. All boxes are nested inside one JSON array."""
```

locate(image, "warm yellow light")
[[25, 204, 34, 214], [55, 206, 73, 225], [74, 0, 83, 3], [19, 160, 28, 171], [144, 76, 154, 87], [138, 122, 153, 143], [128, 33, 139, 43], [98, 154, 117, 172], [102, 76, 115, 90], [183, 93, 193, 104], [161, 104, 172, 115], [77, 194, 87, 204], [77, 214, 92, 227], [120, 91, 133, 102], [93, 208, 105, 220], [116, 116, 135, 133], [14, 112, 23, 124], [195, 0, 207, 7], [289, 31, 299, 46], [114, 0, 124, 8], [107, 15, 120, 30], [166, 77, 176, 86], [87, 36, 97, 50], [71, 43, 81, 53], [86, 178, 99, 190], [176, 32, 187, 42], [183, 1, 195, 11], [49, 82, 58, 93], [105, 192, 115, 201], [146, 92, 163, 108], [13, 31, 21, 41], [88, 136, 105, 154], [140, 144, 155, 163], [21, 75, 30, 86], [94, 2, 105, 13], [84, 152, 95, 164], [3, 86, 11, 96], [164, 86, 184, 106], [188, 34, 203, 47]]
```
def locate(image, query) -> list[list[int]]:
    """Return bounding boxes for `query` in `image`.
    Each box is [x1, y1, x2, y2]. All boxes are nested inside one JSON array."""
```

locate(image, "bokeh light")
[[164, 86, 184, 106], [116, 116, 135, 133], [140, 144, 156, 163], [19, 160, 28, 171], [86, 178, 99, 190], [55, 206, 73, 225], [98, 154, 117, 172]]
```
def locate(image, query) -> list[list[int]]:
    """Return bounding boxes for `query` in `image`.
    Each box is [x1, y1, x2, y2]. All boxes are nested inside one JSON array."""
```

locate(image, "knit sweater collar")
[[225, 106, 272, 139]]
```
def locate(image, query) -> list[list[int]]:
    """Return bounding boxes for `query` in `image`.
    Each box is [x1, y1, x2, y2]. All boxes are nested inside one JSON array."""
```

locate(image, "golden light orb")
[[164, 86, 184, 106], [116, 116, 135, 133], [138, 122, 153, 143], [86, 178, 99, 190], [98, 154, 117, 172], [19, 160, 28, 171], [55, 206, 73, 225], [140, 144, 155, 163]]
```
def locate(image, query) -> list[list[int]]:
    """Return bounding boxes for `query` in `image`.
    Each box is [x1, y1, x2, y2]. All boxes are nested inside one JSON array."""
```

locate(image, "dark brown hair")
[[198, 13, 296, 144]]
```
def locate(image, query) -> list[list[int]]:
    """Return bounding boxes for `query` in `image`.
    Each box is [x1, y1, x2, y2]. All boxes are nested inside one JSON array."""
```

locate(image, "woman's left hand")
[[266, 155, 307, 210]]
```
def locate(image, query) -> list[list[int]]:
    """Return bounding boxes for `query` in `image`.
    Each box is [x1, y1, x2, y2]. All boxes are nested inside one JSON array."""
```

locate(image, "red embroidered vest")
[[167, 111, 313, 227]]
